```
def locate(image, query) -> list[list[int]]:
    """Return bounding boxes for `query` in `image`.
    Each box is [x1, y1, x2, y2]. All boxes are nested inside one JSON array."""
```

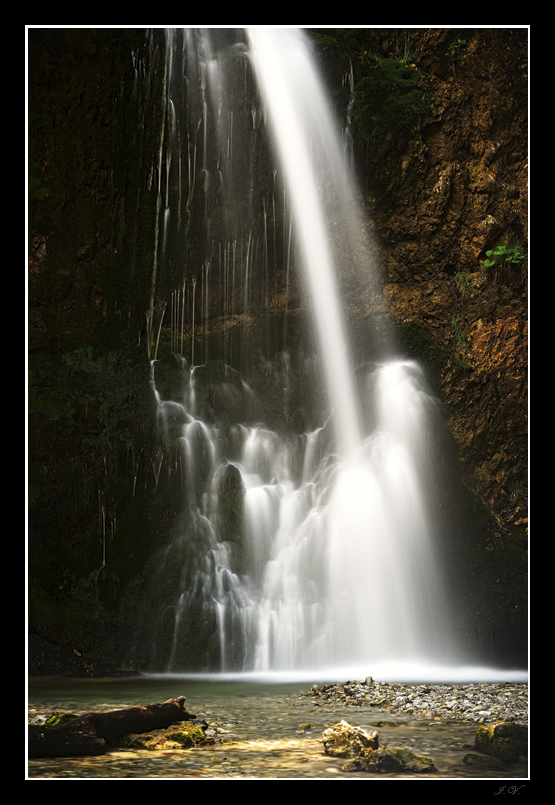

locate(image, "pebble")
[[298, 679, 528, 725]]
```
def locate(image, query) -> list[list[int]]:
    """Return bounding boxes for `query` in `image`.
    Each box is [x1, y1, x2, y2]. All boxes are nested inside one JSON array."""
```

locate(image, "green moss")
[[45, 712, 78, 728], [351, 57, 430, 160], [28, 712, 78, 730], [387, 746, 434, 767], [475, 723, 527, 764], [358, 745, 436, 773], [395, 321, 450, 382], [307, 29, 431, 175], [482, 243, 528, 287], [170, 722, 207, 747]]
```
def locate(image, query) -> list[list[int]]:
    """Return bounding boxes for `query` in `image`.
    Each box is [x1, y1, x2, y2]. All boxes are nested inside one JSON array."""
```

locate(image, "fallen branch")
[[28, 696, 194, 758]]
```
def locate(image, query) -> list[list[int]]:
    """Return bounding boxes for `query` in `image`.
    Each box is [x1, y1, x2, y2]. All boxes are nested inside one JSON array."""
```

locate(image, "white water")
[[153, 355, 454, 673], [245, 29, 452, 670], [247, 28, 362, 460], [147, 28, 473, 677], [246, 360, 452, 670]]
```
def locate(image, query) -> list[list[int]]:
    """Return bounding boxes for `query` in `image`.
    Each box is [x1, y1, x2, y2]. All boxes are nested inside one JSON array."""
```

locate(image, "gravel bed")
[[298, 677, 528, 725]]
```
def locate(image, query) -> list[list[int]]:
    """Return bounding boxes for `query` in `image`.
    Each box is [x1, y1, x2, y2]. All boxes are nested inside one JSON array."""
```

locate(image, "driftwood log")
[[28, 696, 195, 758]]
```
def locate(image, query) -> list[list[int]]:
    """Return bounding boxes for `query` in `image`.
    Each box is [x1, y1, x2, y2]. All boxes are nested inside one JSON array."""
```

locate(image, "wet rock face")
[[28, 28, 151, 355], [441, 310, 527, 520], [368, 30, 528, 664], [366, 29, 528, 274], [350, 28, 528, 529]]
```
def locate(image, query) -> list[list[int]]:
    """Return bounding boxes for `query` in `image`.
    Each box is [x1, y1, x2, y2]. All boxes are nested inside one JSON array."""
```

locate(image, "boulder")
[[474, 721, 527, 764], [119, 720, 214, 750], [344, 745, 437, 774], [321, 720, 379, 758], [321, 720, 436, 774], [462, 752, 507, 771]]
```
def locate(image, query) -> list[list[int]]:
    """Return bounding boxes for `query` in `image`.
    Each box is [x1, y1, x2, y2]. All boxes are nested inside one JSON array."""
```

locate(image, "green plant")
[[449, 315, 473, 372], [450, 315, 466, 345], [482, 243, 528, 286], [352, 57, 430, 158], [446, 39, 467, 77], [483, 244, 526, 270], [398, 29, 416, 65], [453, 271, 474, 297], [445, 39, 467, 59]]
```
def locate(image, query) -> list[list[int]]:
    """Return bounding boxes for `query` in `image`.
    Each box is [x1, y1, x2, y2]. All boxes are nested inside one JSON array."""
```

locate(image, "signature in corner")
[[494, 786, 526, 795]]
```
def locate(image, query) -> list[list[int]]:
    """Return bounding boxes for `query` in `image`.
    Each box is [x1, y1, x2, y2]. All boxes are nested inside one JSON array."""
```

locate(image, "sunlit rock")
[[322, 720, 379, 758]]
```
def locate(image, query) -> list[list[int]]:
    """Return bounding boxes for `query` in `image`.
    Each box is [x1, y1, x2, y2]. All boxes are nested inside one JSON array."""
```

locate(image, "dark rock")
[[462, 752, 507, 771], [474, 721, 528, 763], [344, 745, 437, 774], [28, 697, 193, 758]]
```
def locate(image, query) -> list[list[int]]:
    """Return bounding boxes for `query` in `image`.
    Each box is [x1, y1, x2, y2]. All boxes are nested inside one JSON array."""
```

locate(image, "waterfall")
[[144, 27, 457, 676], [248, 27, 362, 459]]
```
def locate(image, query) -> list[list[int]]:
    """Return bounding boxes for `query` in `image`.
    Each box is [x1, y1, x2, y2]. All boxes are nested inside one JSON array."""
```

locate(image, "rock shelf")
[[298, 678, 528, 725]]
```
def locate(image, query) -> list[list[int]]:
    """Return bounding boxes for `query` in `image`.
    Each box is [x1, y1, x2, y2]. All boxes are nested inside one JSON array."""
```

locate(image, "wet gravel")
[[299, 677, 528, 725]]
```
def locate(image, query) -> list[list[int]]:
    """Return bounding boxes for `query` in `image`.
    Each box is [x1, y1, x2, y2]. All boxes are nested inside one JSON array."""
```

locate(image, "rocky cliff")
[[27, 27, 528, 672]]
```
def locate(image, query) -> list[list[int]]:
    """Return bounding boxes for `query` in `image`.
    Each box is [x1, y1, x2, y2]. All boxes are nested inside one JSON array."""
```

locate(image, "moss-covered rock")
[[475, 722, 528, 764], [119, 720, 213, 750], [345, 745, 437, 774], [28, 712, 79, 731]]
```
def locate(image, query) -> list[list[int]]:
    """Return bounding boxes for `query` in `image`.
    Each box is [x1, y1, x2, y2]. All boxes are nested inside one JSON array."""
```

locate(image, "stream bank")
[[27, 675, 528, 780]]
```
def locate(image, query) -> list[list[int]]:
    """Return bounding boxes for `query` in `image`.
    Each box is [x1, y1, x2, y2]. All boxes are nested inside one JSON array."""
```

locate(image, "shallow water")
[[27, 675, 528, 781]]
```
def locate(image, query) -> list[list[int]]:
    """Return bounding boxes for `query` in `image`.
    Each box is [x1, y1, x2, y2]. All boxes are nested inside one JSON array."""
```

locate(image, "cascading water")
[[144, 27, 458, 678], [248, 28, 363, 460]]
